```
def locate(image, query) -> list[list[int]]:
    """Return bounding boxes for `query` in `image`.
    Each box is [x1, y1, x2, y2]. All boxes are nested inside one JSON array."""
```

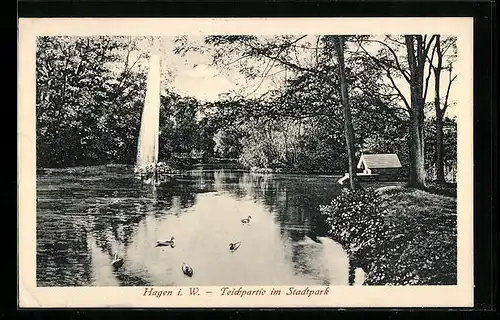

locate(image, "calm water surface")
[[36, 165, 348, 286]]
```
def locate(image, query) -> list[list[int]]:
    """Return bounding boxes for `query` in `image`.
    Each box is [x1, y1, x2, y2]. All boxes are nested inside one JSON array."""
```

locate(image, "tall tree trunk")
[[408, 111, 426, 189], [433, 36, 446, 184], [405, 35, 427, 189], [333, 35, 358, 190], [435, 112, 445, 183]]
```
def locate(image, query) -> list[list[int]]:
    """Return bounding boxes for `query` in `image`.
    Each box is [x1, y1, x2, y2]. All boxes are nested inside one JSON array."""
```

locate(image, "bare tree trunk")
[[405, 35, 427, 189], [435, 113, 445, 183], [334, 35, 358, 190], [433, 36, 446, 184], [408, 111, 426, 189]]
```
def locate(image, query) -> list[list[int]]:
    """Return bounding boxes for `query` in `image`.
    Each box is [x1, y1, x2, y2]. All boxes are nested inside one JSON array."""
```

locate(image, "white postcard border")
[[18, 17, 474, 308]]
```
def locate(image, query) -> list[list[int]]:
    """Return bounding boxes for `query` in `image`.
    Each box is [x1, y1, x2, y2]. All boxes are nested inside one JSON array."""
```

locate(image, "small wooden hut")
[[337, 153, 403, 185], [357, 153, 402, 176]]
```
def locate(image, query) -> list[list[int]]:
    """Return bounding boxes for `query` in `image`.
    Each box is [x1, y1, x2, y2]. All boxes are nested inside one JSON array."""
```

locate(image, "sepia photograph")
[[18, 18, 474, 308]]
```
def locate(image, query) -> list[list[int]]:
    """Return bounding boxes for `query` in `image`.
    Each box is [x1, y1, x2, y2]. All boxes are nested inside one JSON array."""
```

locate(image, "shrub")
[[319, 188, 389, 259], [426, 182, 457, 198], [320, 186, 458, 285]]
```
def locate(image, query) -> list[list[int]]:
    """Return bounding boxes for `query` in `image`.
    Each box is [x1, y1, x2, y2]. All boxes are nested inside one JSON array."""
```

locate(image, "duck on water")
[[112, 252, 124, 270], [156, 236, 175, 248], [241, 216, 252, 224], [182, 262, 193, 277], [229, 242, 241, 252]]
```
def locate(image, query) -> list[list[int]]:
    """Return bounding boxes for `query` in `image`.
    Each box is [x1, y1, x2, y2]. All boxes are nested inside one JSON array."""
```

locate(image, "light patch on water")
[[317, 237, 349, 285], [93, 193, 350, 286], [37, 167, 349, 286], [87, 233, 120, 286], [353, 268, 366, 286]]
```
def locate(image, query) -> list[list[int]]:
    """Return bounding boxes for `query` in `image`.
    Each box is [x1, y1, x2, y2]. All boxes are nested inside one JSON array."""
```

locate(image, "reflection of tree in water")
[[89, 181, 199, 254], [219, 171, 338, 236], [112, 270, 155, 286], [179, 191, 196, 208], [181, 169, 217, 193], [289, 229, 311, 272], [287, 228, 332, 285], [209, 170, 343, 281], [38, 167, 342, 286], [271, 178, 341, 238], [165, 184, 198, 209], [85, 178, 199, 284], [37, 167, 203, 286], [212, 170, 248, 197], [213, 171, 340, 237], [37, 215, 93, 286]]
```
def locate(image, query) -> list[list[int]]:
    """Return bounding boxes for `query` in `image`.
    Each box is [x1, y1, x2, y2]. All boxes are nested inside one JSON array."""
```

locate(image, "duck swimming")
[[241, 216, 252, 224], [229, 242, 241, 252], [156, 236, 175, 248], [111, 252, 124, 270], [182, 262, 193, 277]]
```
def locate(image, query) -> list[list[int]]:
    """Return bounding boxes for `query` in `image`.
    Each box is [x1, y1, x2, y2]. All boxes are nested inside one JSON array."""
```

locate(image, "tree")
[[357, 35, 437, 189], [175, 35, 363, 188], [405, 35, 434, 189], [424, 117, 457, 182], [332, 35, 358, 189], [36, 36, 150, 166], [429, 36, 457, 183], [158, 92, 203, 162]]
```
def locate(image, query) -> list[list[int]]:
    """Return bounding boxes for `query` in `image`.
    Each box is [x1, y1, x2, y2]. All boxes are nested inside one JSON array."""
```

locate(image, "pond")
[[36, 165, 349, 287]]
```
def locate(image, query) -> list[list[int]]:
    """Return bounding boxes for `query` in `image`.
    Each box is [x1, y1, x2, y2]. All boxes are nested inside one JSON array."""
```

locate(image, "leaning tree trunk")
[[334, 35, 358, 190]]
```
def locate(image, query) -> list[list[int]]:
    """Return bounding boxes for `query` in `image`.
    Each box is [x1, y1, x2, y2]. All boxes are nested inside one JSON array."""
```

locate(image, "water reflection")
[[37, 165, 347, 286]]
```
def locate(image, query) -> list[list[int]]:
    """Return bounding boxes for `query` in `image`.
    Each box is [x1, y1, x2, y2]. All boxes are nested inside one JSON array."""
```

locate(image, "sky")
[[133, 36, 277, 102], [135, 36, 459, 118]]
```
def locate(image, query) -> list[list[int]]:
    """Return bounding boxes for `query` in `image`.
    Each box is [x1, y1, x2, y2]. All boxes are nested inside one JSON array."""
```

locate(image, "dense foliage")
[[319, 188, 389, 259], [36, 36, 147, 167], [367, 187, 457, 285], [37, 35, 457, 181], [424, 117, 458, 182], [36, 36, 215, 167], [320, 187, 457, 285]]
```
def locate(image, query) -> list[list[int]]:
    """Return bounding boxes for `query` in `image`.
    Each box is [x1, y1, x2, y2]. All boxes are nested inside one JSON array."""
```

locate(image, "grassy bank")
[[364, 186, 457, 285], [320, 185, 457, 285]]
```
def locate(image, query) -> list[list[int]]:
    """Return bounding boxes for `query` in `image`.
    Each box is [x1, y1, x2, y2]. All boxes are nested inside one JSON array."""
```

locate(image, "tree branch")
[[424, 35, 438, 57], [386, 69, 412, 111], [235, 36, 335, 87], [363, 38, 411, 82], [381, 105, 409, 124], [221, 52, 255, 68], [315, 35, 320, 68], [441, 37, 457, 56], [405, 35, 418, 75], [385, 35, 407, 46], [442, 71, 457, 115], [245, 57, 277, 98], [424, 37, 438, 102]]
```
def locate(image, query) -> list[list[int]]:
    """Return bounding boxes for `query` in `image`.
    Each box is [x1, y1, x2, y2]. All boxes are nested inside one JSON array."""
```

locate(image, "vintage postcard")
[[18, 17, 474, 308]]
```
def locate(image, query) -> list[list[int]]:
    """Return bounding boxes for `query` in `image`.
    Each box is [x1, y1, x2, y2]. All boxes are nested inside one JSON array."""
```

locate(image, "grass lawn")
[[360, 186, 457, 285]]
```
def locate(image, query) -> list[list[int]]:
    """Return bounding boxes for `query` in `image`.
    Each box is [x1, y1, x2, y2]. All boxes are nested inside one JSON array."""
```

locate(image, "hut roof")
[[357, 153, 402, 169]]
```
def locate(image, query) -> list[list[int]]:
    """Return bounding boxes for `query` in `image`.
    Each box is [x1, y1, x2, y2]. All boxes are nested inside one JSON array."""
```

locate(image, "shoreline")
[[325, 185, 457, 286], [36, 163, 349, 179]]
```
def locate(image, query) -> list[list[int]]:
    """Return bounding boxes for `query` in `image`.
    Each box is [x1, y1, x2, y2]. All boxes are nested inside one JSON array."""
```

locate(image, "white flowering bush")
[[320, 187, 457, 285], [134, 162, 181, 176], [319, 188, 389, 258], [156, 162, 181, 174]]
